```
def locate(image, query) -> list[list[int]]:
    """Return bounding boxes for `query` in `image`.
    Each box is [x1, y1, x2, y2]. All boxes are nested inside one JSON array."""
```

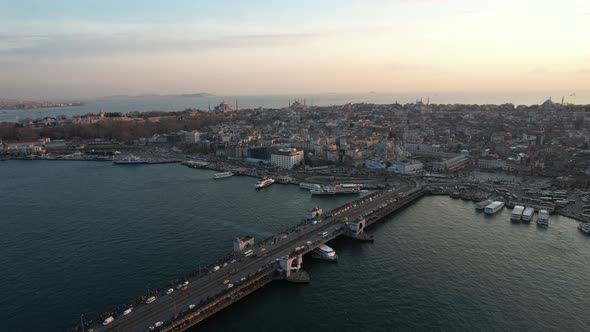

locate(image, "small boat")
[[255, 177, 275, 189], [511, 205, 525, 222], [484, 201, 505, 214], [312, 244, 338, 262], [214, 171, 234, 179], [537, 209, 549, 226], [522, 207, 534, 222]]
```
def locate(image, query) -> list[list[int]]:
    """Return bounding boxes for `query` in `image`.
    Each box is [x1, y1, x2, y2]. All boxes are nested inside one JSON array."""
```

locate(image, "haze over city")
[[2, 0, 590, 99]]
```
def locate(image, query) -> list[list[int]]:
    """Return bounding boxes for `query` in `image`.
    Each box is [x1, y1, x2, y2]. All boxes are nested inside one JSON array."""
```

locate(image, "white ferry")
[[299, 182, 321, 190], [522, 207, 535, 222], [113, 155, 148, 165], [313, 244, 338, 261], [537, 209, 549, 226], [214, 171, 234, 179], [255, 177, 275, 189], [310, 184, 361, 195], [484, 201, 505, 214], [511, 205, 525, 221]]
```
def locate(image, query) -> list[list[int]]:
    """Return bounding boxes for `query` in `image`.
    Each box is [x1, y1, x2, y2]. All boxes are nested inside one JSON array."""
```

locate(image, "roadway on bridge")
[[96, 179, 413, 331]]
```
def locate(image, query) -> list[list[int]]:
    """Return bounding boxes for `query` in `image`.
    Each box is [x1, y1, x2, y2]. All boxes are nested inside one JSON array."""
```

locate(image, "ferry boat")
[[475, 199, 493, 211], [511, 205, 525, 222], [299, 182, 321, 190], [578, 223, 590, 234], [521, 207, 535, 222], [214, 171, 234, 179], [310, 184, 361, 195], [484, 201, 505, 214], [113, 155, 148, 165], [313, 244, 338, 261], [255, 177, 275, 189], [536, 209, 549, 226]]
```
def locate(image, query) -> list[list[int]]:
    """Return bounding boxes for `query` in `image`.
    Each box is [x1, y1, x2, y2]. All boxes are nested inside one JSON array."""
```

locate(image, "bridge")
[[78, 180, 425, 332]]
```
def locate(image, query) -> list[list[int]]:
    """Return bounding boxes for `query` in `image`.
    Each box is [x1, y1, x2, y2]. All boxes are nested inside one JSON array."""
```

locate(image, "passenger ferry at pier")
[[113, 155, 148, 165], [313, 244, 338, 261], [511, 205, 525, 222], [299, 182, 321, 190], [536, 209, 549, 226], [310, 184, 361, 195], [484, 201, 505, 214], [522, 207, 535, 222], [255, 177, 275, 189], [214, 171, 234, 179], [475, 199, 493, 211]]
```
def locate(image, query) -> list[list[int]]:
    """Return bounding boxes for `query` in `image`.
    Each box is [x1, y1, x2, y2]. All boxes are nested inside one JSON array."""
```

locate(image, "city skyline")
[[1, 0, 590, 99]]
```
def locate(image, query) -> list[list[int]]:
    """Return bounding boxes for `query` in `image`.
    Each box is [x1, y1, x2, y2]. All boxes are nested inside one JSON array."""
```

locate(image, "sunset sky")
[[1, 0, 589, 99]]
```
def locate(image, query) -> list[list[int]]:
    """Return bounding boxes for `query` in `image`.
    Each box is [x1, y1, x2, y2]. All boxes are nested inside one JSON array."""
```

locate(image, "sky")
[[1, 0, 590, 99]]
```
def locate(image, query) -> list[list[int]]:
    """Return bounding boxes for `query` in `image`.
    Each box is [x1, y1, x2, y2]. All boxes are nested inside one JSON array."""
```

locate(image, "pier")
[[79, 180, 424, 332]]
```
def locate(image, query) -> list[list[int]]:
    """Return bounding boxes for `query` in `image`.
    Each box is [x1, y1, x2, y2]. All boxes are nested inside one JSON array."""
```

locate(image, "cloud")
[[0, 32, 321, 59]]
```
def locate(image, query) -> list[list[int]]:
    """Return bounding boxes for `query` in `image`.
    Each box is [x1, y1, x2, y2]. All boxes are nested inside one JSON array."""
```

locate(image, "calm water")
[[2, 91, 589, 122], [1, 161, 589, 331]]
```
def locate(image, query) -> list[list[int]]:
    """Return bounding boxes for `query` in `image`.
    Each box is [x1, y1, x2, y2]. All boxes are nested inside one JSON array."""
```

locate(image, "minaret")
[[208, 102, 211, 112], [235, 99, 238, 111]]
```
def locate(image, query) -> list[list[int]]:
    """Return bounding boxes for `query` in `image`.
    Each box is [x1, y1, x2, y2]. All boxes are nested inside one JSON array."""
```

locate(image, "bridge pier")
[[279, 253, 310, 283], [343, 218, 374, 241]]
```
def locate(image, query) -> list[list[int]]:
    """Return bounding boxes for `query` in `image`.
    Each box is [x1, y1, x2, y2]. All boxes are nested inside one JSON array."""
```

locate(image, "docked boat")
[[511, 205, 525, 222], [450, 191, 461, 199], [299, 182, 321, 190], [484, 201, 505, 214], [578, 223, 590, 234], [113, 155, 148, 165], [522, 207, 534, 222], [310, 184, 361, 195], [536, 209, 549, 226], [214, 171, 234, 179], [255, 177, 275, 189], [313, 244, 338, 261], [475, 199, 493, 211]]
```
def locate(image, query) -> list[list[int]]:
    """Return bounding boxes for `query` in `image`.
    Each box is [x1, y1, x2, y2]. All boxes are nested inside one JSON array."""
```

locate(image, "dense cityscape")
[[3, 1, 590, 331]]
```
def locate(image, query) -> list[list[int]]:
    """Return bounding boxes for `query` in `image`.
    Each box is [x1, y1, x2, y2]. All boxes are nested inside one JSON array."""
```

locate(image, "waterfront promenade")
[[80, 179, 423, 332]]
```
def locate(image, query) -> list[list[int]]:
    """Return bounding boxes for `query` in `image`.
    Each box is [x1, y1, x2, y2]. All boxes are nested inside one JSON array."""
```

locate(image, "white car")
[[240, 277, 246, 281], [123, 308, 132, 316], [146, 296, 156, 304], [188, 304, 196, 310], [102, 317, 114, 326], [306, 241, 312, 246], [166, 288, 174, 295], [155, 321, 163, 327], [227, 283, 234, 289], [182, 281, 189, 286]]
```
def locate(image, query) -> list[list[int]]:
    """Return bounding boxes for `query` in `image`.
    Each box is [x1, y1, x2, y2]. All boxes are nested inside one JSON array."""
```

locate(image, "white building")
[[388, 159, 423, 174], [270, 148, 304, 169], [185, 130, 200, 144]]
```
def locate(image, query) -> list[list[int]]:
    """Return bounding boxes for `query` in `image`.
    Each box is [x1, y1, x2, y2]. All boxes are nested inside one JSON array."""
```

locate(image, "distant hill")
[[176, 92, 215, 98]]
